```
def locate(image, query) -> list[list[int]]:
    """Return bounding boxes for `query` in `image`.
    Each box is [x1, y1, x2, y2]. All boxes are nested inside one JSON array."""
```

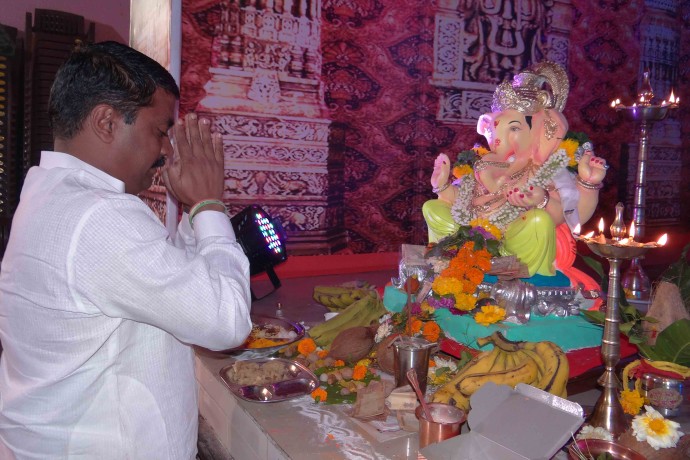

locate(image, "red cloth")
[[630, 359, 684, 381]]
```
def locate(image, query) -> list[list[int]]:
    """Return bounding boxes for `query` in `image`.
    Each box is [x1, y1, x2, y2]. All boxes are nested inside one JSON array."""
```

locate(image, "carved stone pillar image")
[[197, 0, 347, 255], [431, 0, 573, 124]]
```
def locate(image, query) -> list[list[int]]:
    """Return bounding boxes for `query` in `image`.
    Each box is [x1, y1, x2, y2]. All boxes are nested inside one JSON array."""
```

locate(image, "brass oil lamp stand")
[[584, 241, 651, 438], [576, 203, 665, 438], [611, 71, 678, 302]]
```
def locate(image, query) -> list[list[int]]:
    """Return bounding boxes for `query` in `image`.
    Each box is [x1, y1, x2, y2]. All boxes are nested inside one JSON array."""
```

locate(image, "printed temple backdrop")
[[178, 0, 690, 255]]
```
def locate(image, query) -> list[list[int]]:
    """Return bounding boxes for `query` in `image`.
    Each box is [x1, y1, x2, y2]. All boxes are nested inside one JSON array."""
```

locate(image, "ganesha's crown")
[[491, 61, 570, 114]]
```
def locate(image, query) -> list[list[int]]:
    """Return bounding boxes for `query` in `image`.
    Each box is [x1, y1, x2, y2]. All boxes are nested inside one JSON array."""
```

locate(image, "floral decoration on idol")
[[423, 218, 506, 326]]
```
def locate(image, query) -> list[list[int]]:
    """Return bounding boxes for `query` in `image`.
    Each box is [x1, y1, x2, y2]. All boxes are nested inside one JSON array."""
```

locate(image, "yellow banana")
[[532, 341, 569, 397], [458, 358, 540, 396], [490, 349, 508, 373], [431, 386, 471, 412], [518, 347, 546, 380], [432, 349, 499, 403]]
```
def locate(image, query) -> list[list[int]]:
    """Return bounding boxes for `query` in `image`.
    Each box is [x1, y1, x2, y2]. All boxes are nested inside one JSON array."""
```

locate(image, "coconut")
[[375, 332, 401, 375], [328, 326, 375, 363]]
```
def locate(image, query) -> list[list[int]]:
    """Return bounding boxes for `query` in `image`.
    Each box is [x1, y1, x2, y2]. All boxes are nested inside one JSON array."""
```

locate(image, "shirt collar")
[[39, 151, 126, 193]]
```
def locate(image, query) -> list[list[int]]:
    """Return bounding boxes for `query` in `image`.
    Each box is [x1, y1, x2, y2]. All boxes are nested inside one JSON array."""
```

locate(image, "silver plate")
[[219, 357, 320, 403], [221, 314, 305, 359]]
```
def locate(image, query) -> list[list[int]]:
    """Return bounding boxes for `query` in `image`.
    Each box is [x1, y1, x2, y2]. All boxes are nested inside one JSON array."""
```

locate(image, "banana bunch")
[[313, 285, 378, 312], [432, 331, 569, 412], [308, 293, 386, 348]]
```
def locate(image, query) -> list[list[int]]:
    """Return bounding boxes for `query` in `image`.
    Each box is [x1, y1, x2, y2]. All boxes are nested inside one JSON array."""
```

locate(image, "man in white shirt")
[[0, 41, 252, 459]]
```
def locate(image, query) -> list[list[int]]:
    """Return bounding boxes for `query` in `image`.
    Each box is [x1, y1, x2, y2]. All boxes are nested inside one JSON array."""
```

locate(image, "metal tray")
[[219, 357, 320, 403], [221, 314, 305, 359]]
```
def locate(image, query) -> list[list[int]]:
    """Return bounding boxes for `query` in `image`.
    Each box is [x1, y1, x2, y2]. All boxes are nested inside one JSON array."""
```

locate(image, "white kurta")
[[0, 151, 252, 459]]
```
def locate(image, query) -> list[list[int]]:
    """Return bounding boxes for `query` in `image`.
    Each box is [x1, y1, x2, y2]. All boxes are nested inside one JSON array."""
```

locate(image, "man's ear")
[[89, 105, 117, 143]]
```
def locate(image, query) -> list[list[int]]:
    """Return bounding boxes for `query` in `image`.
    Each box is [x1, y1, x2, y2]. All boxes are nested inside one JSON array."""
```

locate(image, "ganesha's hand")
[[506, 185, 548, 210], [577, 150, 607, 185], [431, 153, 452, 191]]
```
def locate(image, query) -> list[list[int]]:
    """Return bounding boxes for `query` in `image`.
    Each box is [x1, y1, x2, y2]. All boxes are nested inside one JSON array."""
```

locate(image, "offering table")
[[195, 350, 420, 459]]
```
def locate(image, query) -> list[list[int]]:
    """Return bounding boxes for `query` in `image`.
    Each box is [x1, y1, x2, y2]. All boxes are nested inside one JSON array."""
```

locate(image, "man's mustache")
[[152, 156, 166, 168]]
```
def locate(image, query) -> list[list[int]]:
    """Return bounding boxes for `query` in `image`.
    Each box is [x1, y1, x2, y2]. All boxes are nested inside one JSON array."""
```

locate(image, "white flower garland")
[[451, 149, 570, 231]]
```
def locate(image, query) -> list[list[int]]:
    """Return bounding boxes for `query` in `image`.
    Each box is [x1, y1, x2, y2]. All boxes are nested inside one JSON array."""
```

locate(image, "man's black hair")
[[48, 41, 180, 140]]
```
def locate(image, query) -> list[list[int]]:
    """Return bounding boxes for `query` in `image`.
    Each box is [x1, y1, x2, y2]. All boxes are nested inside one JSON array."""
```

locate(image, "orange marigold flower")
[[317, 349, 329, 359], [422, 321, 441, 342], [466, 267, 485, 286], [410, 317, 423, 334], [452, 164, 473, 179], [311, 387, 328, 403], [461, 278, 479, 294], [429, 358, 437, 367], [473, 146, 490, 156], [352, 364, 367, 381], [620, 388, 645, 416], [333, 360, 345, 367], [297, 338, 317, 356]]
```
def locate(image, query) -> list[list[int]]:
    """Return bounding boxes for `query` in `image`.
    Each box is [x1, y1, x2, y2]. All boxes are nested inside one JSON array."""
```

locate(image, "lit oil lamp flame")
[[573, 223, 581, 235], [598, 218, 605, 234], [584, 230, 595, 239], [657, 233, 668, 246], [669, 90, 675, 104], [629, 221, 636, 240], [610, 100, 616, 108]]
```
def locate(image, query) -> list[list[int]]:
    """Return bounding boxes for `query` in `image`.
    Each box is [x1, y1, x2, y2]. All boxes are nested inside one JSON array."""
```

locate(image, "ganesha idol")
[[423, 62, 607, 286]]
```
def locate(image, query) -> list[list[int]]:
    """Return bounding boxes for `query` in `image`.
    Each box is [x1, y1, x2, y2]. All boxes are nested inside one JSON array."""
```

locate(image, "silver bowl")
[[221, 314, 305, 359]]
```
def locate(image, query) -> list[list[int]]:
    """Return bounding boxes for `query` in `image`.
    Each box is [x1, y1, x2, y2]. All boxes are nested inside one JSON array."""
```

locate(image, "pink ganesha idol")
[[423, 61, 607, 293]]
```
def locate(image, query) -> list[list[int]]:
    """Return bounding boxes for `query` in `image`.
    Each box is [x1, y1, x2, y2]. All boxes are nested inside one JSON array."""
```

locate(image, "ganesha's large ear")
[[477, 114, 493, 140], [533, 109, 569, 164]]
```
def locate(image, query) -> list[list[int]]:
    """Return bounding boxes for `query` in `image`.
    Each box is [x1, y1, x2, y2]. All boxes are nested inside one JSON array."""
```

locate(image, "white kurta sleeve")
[[69, 197, 252, 351]]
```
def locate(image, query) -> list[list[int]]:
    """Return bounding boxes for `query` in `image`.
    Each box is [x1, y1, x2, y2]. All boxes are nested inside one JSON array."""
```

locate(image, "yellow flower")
[[469, 217, 502, 240], [356, 358, 372, 367], [352, 364, 367, 381], [632, 405, 683, 450], [432, 276, 463, 297], [453, 293, 477, 311], [452, 164, 473, 179], [559, 138, 579, 168], [474, 305, 506, 326], [620, 388, 645, 415], [420, 300, 435, 314], [297, 338, 317, 356], [311, 387, 328, 403]]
